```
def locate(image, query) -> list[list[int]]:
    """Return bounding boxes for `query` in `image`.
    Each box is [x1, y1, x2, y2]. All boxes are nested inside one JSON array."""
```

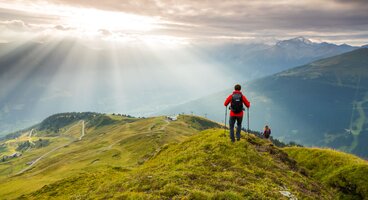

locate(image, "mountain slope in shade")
[[207, 36, 358, 80], [161, 48, 368, 157]]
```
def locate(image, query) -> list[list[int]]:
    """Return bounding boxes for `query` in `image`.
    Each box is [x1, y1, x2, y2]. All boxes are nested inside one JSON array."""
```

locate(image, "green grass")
[[0, 115, 216, 199], [23, 129, 333, 199], [284, 147, 368, 199], [2, 113, 367, 199]]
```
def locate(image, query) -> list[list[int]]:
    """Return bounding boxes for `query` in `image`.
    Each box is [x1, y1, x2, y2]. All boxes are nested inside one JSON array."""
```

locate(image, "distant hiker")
[[224, 84, 251, 142], [263, 125, 271, 140]]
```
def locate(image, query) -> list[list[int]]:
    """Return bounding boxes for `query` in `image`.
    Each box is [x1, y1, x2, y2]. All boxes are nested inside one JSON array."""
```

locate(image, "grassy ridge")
[[0, 114, 220, 199], [2, 113, 366, 199], [284, 147, 368, 199], [23, 130, 333, 199]]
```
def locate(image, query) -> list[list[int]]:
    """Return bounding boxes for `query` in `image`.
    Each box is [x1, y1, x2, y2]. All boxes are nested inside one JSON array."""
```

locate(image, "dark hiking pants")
[[229, 116, 243, 142]]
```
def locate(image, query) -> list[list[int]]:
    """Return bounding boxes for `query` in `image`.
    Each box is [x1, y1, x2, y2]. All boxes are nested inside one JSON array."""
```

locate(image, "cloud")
[[54, 25, 73, 31], [0, 0, 367, 45], [47, 0, 368, 45], [0, 20, 29, 31]]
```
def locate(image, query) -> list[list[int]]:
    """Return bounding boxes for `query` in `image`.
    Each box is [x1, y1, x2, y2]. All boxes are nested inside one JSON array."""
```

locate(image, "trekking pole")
[[224, 106, 228, 137], [247, 107, 250, 132]]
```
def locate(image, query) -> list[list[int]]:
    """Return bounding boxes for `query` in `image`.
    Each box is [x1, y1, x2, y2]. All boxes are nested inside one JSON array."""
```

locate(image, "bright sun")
[[0, 1, 187, 45], [54, 6, 184, 45], [64, 8, 160, 33]]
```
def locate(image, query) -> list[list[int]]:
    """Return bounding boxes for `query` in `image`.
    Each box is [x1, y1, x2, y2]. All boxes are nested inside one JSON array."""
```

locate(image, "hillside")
[[0, 113, 221, 199], [284, 147, 368, 199], [19, 130, 334, 199], [1, 112, 368, 199], [161, 48, 368, 157]]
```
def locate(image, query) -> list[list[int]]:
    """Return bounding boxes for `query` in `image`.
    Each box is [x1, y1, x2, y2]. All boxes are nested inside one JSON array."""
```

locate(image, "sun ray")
[[0, 38, 66, 103]]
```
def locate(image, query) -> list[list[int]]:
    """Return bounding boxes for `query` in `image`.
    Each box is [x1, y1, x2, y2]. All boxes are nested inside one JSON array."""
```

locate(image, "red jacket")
[[224, 90, 250, 117]]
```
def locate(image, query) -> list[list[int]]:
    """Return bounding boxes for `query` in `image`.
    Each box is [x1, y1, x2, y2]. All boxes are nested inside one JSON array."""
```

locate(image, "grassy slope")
[[0, 122, 85, 198], [284, 147, 368, 199], [0, 114, 220, 199], [22, 130, 333, 200]]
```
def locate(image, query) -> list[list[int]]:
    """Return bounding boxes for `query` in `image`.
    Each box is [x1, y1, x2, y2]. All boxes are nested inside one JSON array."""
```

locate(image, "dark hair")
[[234, 84, 241, 91]]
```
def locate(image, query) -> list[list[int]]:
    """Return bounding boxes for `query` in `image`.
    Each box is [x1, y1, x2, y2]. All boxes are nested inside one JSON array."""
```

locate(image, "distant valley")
[[0, 37, 361, 136]]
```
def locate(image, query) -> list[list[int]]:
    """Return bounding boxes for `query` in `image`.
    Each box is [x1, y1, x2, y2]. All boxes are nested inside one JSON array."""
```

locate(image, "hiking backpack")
[[231, 93, 243, 113]]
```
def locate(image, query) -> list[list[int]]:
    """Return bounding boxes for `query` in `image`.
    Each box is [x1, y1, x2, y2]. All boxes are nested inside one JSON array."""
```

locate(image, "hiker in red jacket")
[[224, 84, 250, 142]]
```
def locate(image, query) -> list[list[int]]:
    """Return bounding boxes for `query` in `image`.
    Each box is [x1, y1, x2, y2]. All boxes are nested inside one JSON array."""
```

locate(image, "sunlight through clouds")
[[1, 0, 368, 45], [0, 0, 367, 135], [63, 8, 159, 32], [0, 1, 189, 45]]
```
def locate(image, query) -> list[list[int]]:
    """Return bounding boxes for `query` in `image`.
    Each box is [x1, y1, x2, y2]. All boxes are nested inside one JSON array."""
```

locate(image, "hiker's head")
[[234, 84, 241, 91], [265, 125, 269, 130]]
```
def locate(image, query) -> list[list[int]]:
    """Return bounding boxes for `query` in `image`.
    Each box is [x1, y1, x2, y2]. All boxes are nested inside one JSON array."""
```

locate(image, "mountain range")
[[204, 36, 358, 80], [0, 112, 367, 199], [0, 37, 361, 136], [161, 48, 368, 158]]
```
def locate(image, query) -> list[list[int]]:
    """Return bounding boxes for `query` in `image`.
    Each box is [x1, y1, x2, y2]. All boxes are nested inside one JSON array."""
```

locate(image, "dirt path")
[[15, 120, 85, 175], [79, 120, 85, 140], [28, 129, 35, 145], [159, 119, 170, 131], [28, 129, 34, 138]]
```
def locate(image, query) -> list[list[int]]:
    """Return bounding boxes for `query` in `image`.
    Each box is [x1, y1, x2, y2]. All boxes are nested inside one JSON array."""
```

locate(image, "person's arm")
[[224, 95, 232, 106], [242, 95, 250, 108]]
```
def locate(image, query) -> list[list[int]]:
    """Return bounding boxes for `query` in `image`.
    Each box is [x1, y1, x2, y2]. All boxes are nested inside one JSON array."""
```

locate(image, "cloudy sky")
[[0, 0, 367, 45]]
